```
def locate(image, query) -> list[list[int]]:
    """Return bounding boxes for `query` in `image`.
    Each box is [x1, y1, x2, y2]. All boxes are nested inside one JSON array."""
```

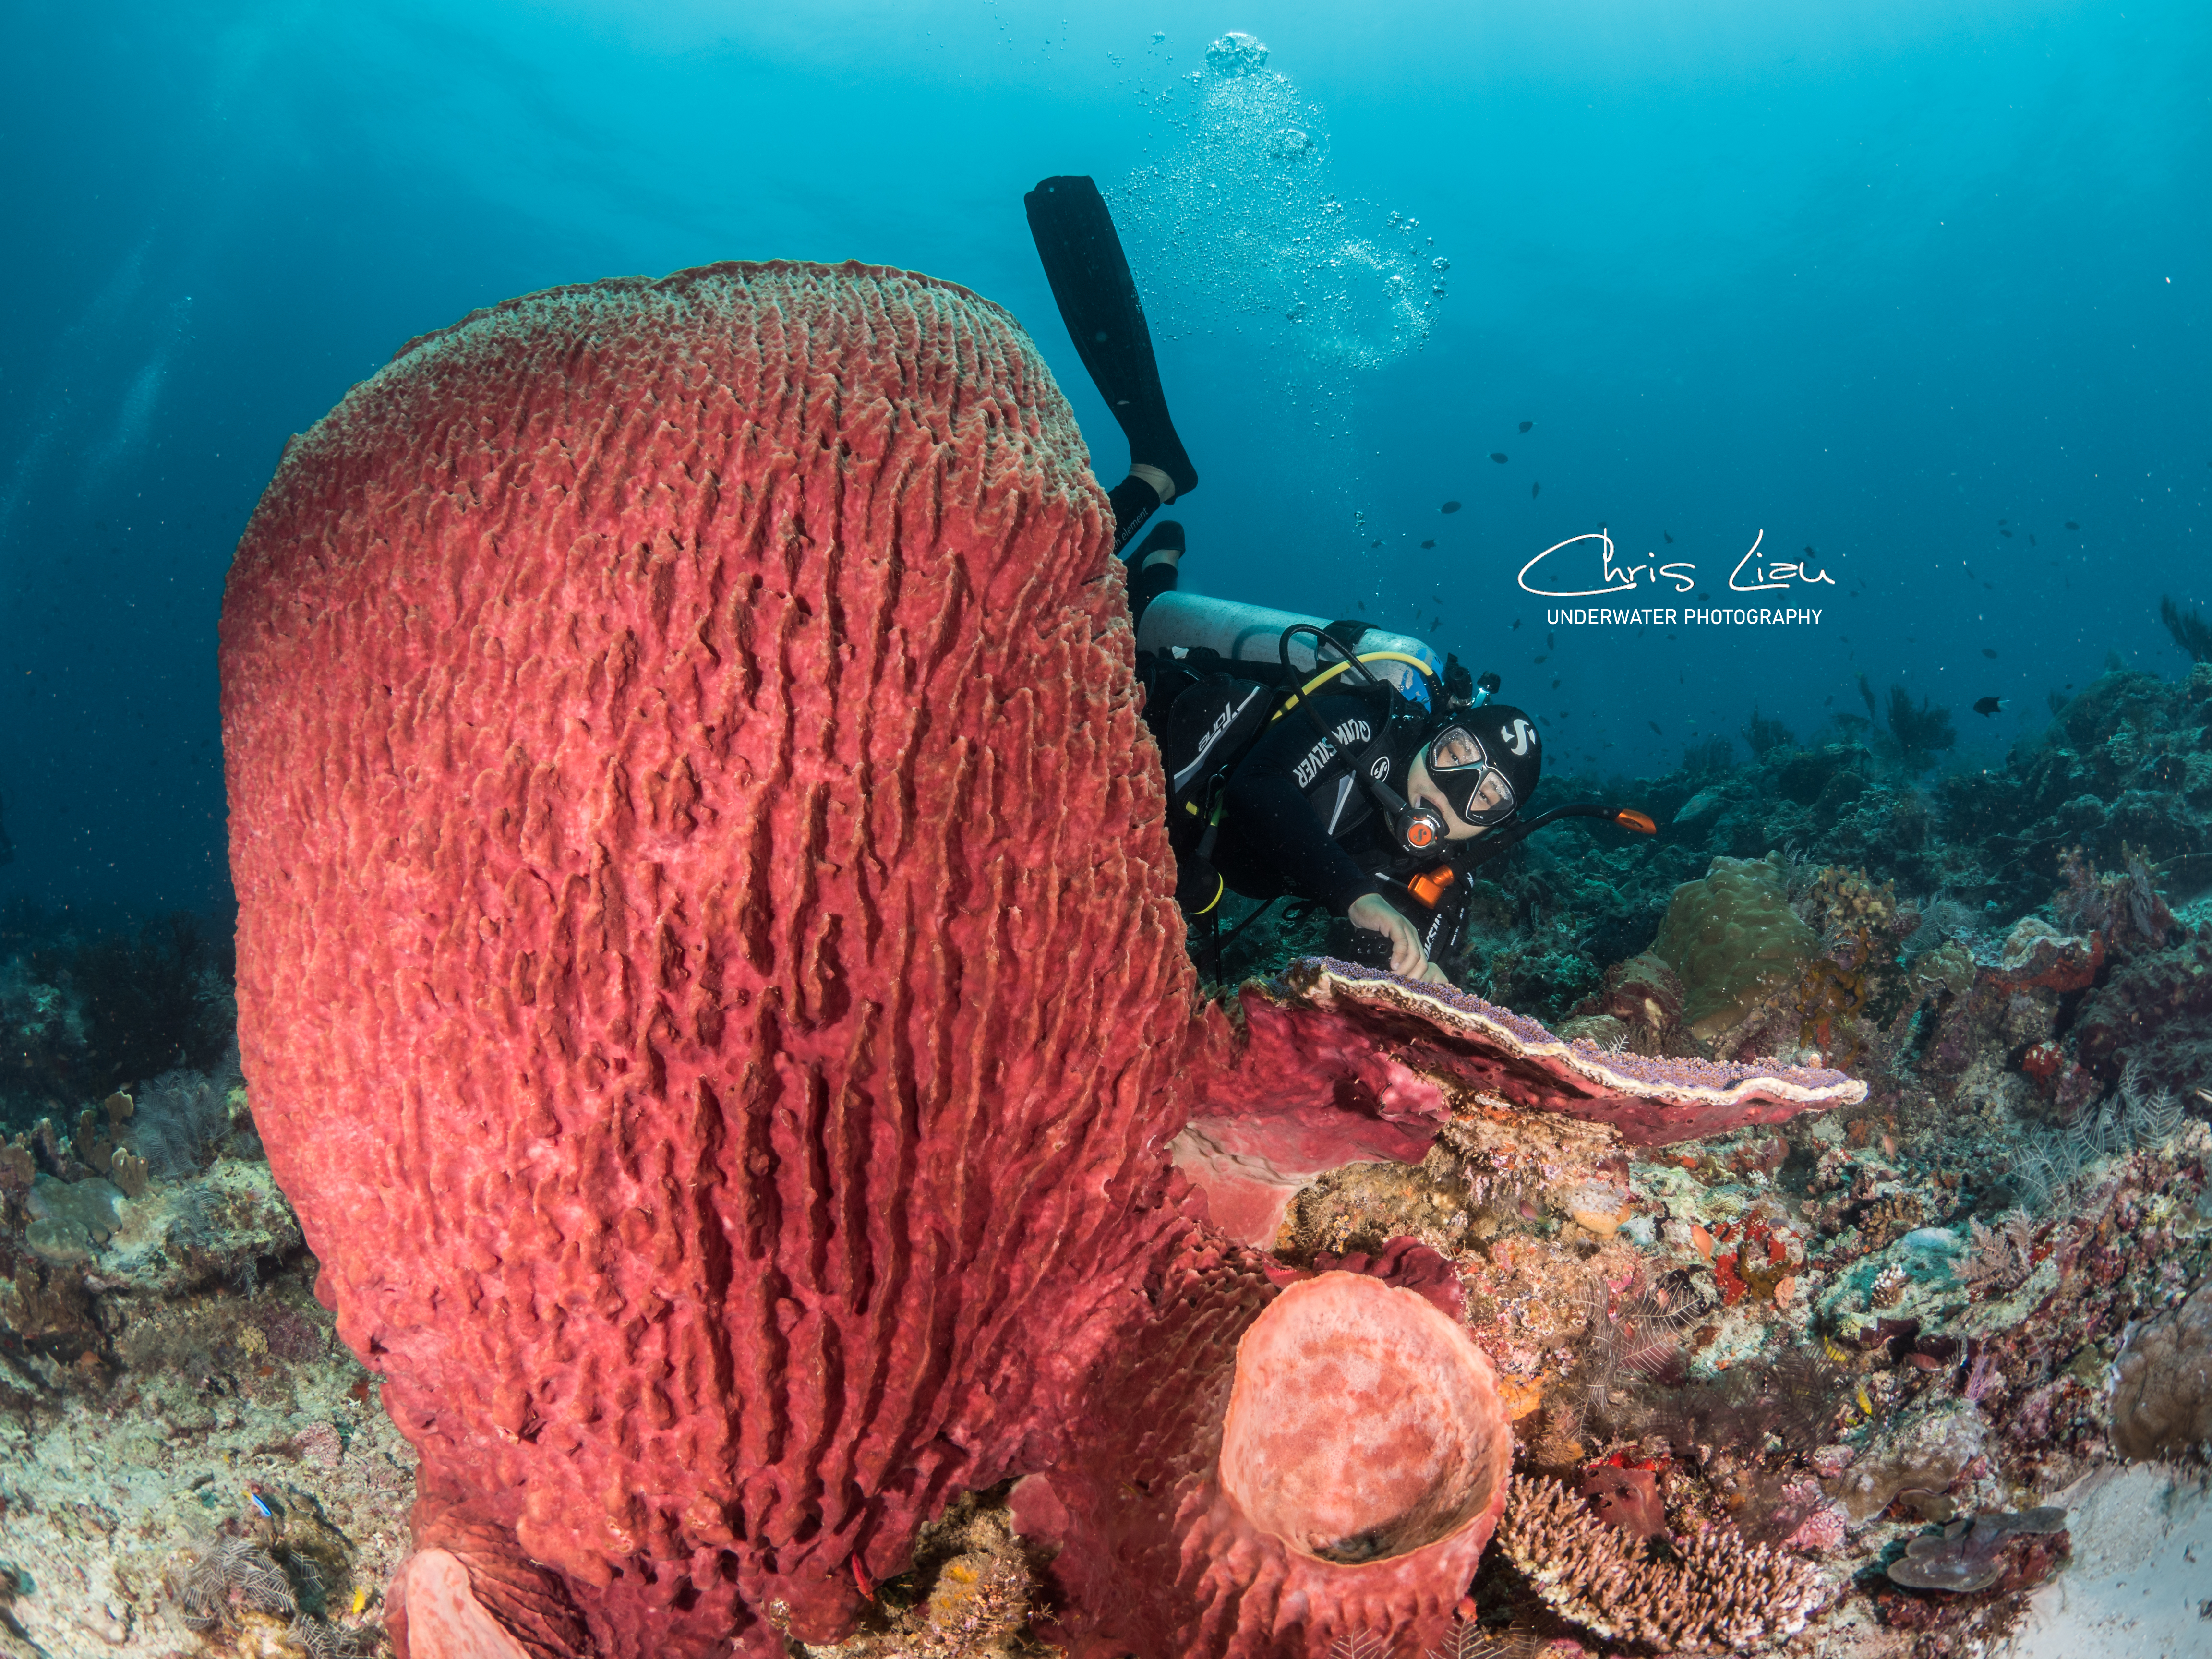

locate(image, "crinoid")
[[1576, 1268, 1700, 1426], [167, 1536, 296, 1631], [1960, 1210, 2038, 1298], [1646, 1345, 1848, 1463]]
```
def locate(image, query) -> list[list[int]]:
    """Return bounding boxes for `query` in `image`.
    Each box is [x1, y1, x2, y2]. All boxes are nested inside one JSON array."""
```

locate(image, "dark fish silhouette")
[[1648, 721, 1662, 734], [2065, 520, 2080, 530], [1370, 538, 1383, 548], [1663, 532, 1674, 544], [1998, 518, 2008, 525], [1547, 631, 1555, 648], [1431, 617, 1441, 630], [1518, 420, 1533, 433], [1804, 545, 1815, 556], [1532, 482, 1540, 498], [1432, 595, 1443, 604], [1512, 619, 1521, 630], [1551, 678, 1561, 689], [1489, 453, 1508, 464], [2030, 534, 2037, 546], [2000, 528, 2013, 538], [1823, 694, 1834, 704], [1442, 500, 1462, 514], [1982, 648, 1998, 659], [1534, 656, 1548, 665], [1357, 601, 1366, 612], [1973, 697, 2006, 716], [1420, 539, 1436, 549]]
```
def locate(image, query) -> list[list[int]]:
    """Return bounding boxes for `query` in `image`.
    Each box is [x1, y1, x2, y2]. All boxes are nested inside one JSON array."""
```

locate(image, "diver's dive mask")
[[1424, 725, 1530, 831]]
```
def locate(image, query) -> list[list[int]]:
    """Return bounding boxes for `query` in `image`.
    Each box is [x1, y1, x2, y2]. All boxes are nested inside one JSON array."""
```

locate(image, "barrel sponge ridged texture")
[[219, 260, 1194, 1652]]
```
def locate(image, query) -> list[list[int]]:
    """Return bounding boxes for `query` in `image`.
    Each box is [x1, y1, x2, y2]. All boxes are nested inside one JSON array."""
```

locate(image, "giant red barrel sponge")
[[222, 258, 1861, 1659], [219, 261, 1204, 1656]]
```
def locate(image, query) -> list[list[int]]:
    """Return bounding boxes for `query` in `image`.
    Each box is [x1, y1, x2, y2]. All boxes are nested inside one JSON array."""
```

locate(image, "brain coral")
[[221, 261, 1862, 1659], [221, 261, 1197, 1656], [1651, 856, 1817, 1043]]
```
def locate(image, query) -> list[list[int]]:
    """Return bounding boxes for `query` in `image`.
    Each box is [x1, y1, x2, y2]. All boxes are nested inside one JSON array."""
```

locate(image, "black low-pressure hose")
[[1456, 802, 1657, 870]]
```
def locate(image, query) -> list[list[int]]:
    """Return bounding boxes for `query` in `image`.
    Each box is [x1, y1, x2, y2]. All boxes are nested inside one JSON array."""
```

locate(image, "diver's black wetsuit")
[[1125, 525, 1474, 967], [1213, 688, 1430, 916]]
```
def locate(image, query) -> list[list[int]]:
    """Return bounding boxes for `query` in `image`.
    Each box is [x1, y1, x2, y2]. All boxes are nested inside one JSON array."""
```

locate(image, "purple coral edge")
[[1286, 956, 1868, 1108]]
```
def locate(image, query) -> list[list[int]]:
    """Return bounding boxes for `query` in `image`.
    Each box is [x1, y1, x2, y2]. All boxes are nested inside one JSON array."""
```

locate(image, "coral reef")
[[216, 256, 1888, 1659], [2108, 1279, 2212, 1460], [1494, 1473, 1827, 1651], [1883, 1505, 2068, 1592], [1649, 856, 1817, 1048]]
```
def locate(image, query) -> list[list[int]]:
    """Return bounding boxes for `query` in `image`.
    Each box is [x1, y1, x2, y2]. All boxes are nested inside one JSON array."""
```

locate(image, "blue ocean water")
[[0, 0, 2206, 919]]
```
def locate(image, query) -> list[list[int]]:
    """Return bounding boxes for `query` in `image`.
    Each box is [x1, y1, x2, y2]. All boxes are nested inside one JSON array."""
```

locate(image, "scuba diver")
[[1024, 175, 1654, 983]]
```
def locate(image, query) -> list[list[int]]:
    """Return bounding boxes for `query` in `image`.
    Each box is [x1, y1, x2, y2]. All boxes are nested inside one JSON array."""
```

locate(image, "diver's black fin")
[[1025, 174, 1198, 552]]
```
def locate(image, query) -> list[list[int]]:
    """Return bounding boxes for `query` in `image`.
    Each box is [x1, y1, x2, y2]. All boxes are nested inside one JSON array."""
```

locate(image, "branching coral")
[[1497, 1475, 1827, 1652]]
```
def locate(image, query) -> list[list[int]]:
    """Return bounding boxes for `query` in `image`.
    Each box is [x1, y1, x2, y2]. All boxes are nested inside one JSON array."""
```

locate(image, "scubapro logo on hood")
[[1503, 718, 1535, 756]]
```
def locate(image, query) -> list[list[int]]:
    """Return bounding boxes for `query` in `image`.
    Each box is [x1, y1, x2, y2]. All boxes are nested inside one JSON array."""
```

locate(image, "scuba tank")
[[1136, 591, 1446, 710]]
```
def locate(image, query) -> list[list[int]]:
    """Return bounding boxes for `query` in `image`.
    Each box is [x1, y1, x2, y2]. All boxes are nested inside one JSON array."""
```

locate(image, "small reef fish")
[[1518, 420, 1533, 432], [1663, 531, 1674, 544], [1982, 648, 1998, 659], [1648, 721, 1662, 734], [1532, 481, 1541, 498], [1441, 500, 1463, 514], [1534, 656, 1548, 665], [1512, 619, 1522, 630], [1973, 697, 2007, 716], [2065, 520, 2080, 529], [2000, 528, 2014, 538], [1489, 452, 1508, 463], [1420, 539, 1436, 549]]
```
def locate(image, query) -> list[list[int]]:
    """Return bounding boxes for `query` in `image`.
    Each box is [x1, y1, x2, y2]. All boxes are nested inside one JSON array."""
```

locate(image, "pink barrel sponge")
[[1182, 1272, 1510, 1657], [221, 261, 1197, 1656], [222, 258, 1858, 1659]]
